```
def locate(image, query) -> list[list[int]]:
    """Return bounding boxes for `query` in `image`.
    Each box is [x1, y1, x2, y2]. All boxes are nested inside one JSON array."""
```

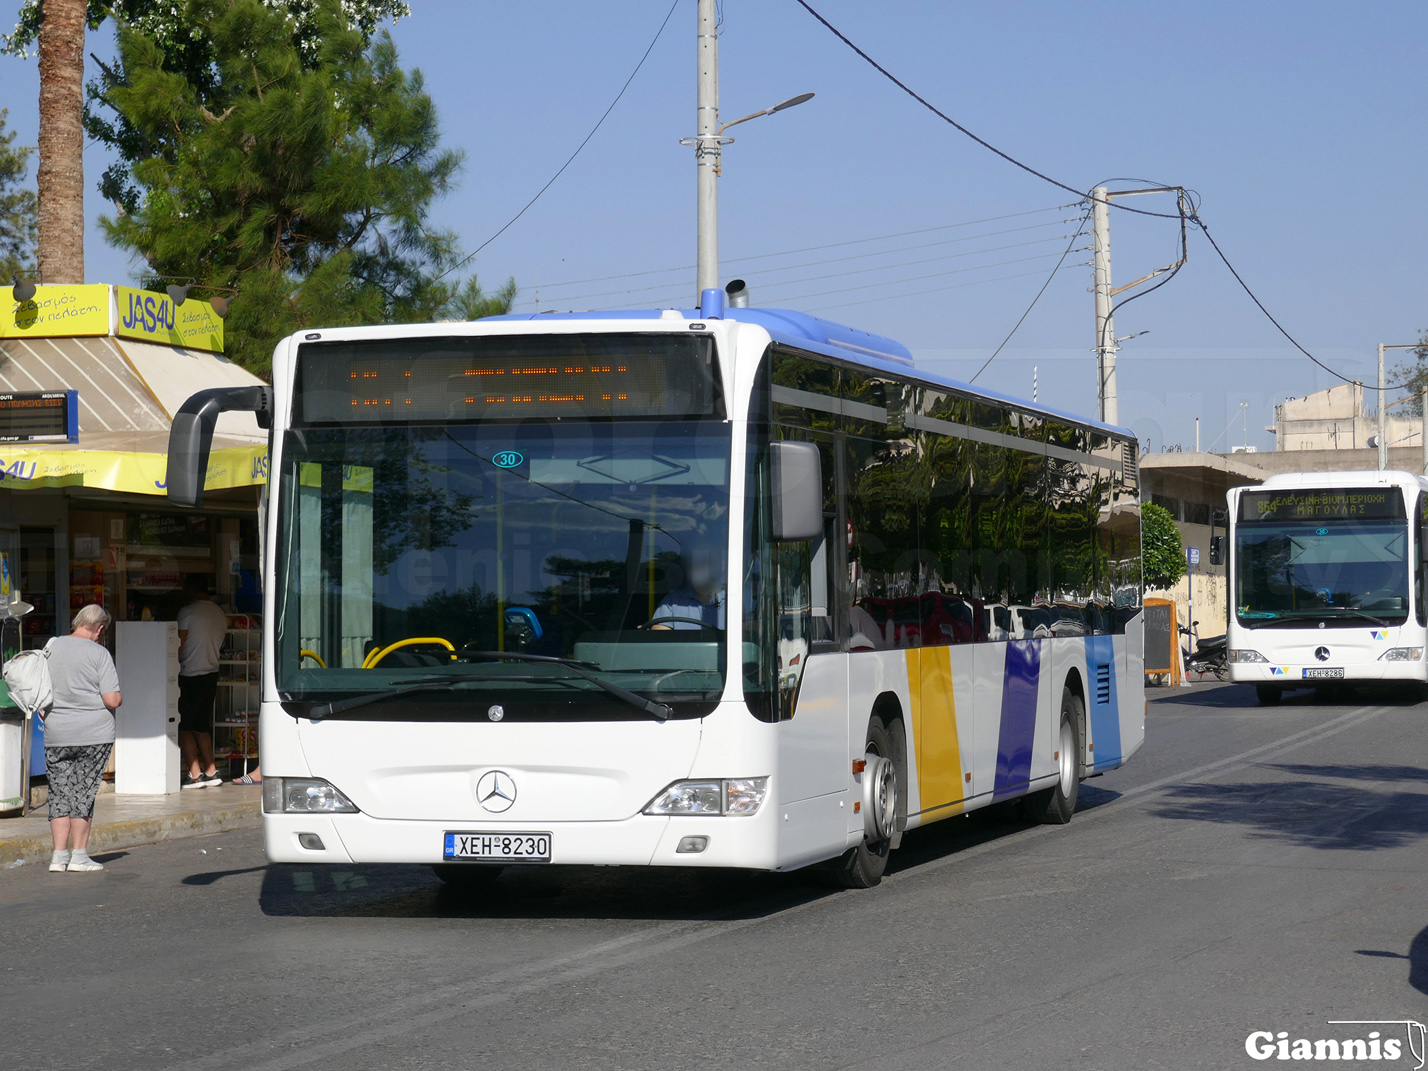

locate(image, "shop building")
[[0, 284, 267, 788]]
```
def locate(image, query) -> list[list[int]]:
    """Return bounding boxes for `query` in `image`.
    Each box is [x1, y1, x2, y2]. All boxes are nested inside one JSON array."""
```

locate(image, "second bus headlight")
[[262, 777, 360, 814], [1228, 650, 1269, 663], [1380, 647, 1424, 662], [644, 778, 769, 816]]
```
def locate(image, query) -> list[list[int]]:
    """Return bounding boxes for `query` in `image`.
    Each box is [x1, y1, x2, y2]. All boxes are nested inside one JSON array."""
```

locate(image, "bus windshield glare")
[[1235, 488, 1409, 626], [273, 334, 730, 719]]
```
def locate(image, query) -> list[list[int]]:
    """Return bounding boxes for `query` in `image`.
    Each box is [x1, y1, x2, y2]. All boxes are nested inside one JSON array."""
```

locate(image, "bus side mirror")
[[770, 441, 822, 542], [167, 386, 272, 508], [1207, 507, 1228, 566]]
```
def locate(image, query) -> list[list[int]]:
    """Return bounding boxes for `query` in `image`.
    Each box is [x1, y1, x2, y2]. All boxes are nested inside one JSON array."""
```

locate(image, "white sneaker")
[[49, 852, 70, 873], [66, 855, 104, 872]]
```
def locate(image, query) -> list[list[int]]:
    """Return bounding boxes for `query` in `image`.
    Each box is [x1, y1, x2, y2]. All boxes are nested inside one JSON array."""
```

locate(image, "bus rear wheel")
[[1024, 689, 1082, 825], [828, 718, 897, 889]]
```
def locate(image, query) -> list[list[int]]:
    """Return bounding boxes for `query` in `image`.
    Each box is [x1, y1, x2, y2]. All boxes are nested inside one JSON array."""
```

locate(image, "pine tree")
[[0, 108, 38, 281], [98, 0, 480, 376]]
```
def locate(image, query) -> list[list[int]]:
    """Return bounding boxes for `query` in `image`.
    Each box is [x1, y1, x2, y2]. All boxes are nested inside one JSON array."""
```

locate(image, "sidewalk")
[[0, 784, 261, 868]]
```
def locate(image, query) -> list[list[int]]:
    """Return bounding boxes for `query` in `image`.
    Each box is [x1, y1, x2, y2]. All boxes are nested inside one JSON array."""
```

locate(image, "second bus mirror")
[[770, 441, 823, 542], [1208, 534, 1224, 567]]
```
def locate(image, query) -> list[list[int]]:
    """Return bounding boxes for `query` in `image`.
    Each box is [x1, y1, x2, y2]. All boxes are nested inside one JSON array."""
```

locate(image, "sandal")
[[231, 773, 262, 785]]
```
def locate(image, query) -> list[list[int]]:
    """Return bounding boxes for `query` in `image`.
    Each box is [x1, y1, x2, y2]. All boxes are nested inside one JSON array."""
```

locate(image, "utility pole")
[[695, 0, 719, 300], [1378, 343, 1387, 471], [1091, 186, 1116, 425]]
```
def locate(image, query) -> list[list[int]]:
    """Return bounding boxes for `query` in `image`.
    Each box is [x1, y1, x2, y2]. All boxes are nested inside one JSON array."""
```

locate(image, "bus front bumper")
[[262, 808, 786, 870], [1229, 661, 1426, 685]]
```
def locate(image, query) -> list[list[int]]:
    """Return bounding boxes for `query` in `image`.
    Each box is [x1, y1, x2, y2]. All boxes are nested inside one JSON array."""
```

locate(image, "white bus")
[[167, 298, 1145, 887], [1223, 470, 1428, 705]]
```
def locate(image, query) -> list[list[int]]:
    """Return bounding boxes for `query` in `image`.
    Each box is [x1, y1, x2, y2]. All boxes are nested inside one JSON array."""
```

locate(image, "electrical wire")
[[793, 0, 1392, 394], [802, 267, 1071, 314], [969, 209, 1092, 384], [521, 205, 1071, 294], [434, 0, 682, 283], [1191, 215, 1407, 391], [540, 232, 1074, 306], [790, 0, 1180, 221]]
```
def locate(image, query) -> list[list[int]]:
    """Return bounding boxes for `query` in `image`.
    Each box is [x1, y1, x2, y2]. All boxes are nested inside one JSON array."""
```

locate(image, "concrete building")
[[1271, 382, 1422, 455]]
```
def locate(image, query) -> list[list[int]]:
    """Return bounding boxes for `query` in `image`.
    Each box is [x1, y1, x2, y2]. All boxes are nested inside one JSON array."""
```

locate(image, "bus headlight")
[[262, 777, 360, 814], [1228, 649, 1268, 663], [644, 778, 768, 816], [1380, 647, 1424, 662]]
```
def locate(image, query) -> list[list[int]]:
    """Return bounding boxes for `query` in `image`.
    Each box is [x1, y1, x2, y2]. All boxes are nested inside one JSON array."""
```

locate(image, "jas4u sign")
[[115, 285, 225, 353]]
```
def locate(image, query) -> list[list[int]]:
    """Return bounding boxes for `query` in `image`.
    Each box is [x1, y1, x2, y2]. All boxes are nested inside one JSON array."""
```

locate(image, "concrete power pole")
[[1092, 186, 1117, 425], [695, 0, 719, 300], [1377, 343, 1388, 471]]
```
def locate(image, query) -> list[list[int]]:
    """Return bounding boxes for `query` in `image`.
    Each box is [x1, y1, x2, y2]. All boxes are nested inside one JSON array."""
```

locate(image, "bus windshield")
[[1235, 518, 1410, 626], [273, 419, 732, 719]]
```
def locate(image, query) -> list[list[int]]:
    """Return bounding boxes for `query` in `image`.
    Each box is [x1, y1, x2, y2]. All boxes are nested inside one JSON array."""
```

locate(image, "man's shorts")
[[177, 672, 220, 734]]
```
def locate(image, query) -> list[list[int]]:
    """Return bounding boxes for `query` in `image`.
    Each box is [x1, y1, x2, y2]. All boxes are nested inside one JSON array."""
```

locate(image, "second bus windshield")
[[1236, 513, 1410, 625]]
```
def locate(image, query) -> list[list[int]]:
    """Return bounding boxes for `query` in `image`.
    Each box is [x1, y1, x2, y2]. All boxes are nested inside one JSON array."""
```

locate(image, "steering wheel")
[[640, 616, 723, 631]]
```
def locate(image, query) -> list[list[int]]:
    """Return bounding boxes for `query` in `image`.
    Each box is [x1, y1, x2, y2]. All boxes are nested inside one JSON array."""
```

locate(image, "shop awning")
[[0, 334, 268, 496]]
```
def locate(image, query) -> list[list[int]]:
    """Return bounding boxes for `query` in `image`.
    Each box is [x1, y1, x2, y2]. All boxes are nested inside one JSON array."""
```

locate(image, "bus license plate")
[[1302, 668, 1344, 679], [444, 831, 552, 862]]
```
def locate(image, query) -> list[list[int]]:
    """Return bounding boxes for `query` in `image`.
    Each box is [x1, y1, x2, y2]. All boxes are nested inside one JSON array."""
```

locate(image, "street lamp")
[[685, 0, 814, 304]]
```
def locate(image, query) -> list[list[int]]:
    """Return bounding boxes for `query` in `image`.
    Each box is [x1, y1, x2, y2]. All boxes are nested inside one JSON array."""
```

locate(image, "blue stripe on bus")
[[1084, 635, 1122, 769], [993, 640, 1040, 799]]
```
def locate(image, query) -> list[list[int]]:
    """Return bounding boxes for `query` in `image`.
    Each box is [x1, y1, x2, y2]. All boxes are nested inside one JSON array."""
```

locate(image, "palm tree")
[[36, 0, 85, 283]]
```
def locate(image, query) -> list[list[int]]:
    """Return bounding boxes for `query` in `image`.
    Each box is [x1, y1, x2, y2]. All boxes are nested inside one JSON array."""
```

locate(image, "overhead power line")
[[434, 0, 681, 284], [522, 205, 1070, 294], [792, 0, 1397, 392], [969, 208, 1092, 384]]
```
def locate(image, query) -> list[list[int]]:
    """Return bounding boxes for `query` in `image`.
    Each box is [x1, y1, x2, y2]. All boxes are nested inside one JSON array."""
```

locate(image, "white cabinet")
[[115, 621, 180, 794]]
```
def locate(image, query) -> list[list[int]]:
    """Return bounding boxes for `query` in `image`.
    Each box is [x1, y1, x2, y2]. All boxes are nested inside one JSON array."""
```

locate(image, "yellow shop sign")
[[0, 284, 110, 339], [115, 285, 225, 353]]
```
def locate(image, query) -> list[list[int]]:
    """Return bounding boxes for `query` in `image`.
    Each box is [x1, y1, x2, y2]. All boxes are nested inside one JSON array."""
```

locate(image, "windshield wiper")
[[303, 673, 541, 720], [462, 650, 673, 721]]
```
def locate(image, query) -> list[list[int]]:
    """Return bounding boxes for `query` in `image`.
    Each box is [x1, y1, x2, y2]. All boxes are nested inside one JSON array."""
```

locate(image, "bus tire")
[[431, 864, 504, 889], [828, 718, 897, 889], [1024, 689, 1081, 825], [1256, 685, 1282, 706]]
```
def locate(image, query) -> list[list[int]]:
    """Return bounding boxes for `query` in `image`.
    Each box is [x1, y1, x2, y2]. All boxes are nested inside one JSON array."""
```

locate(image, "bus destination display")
[[1239, 488, 1405, 522], [295, 334, 721, 424], [0, 390, 78, 442]]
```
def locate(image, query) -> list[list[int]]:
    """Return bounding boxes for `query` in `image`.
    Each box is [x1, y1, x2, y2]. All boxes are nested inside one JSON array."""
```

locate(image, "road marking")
[[886, 703, 1390, 883], [173, 703, 1392, 1071]]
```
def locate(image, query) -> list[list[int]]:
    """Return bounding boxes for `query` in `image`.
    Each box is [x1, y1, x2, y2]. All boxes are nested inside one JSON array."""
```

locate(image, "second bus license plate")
[[444, 831, 552, 862], [1302, 667, 1345, 679]]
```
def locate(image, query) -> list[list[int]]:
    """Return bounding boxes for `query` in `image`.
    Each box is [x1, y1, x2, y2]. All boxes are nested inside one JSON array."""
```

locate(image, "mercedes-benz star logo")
[[476, 770, 517, 813], [1314, 646, 1331, 662]]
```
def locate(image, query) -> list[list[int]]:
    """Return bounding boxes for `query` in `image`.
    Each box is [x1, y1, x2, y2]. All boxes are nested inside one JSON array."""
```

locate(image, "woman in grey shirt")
[[44, 604, 122, 873]]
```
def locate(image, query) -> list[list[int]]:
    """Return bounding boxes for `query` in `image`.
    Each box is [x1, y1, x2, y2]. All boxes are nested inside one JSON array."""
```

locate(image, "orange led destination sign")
[[294, 334, 721, 425]]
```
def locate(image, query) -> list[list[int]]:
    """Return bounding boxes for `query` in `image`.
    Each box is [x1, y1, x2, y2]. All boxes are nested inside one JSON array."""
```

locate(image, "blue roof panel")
[[485, 306, 1131, 438]]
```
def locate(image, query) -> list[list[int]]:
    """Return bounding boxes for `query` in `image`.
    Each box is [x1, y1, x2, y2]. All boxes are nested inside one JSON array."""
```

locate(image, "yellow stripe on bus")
[[906, 647, 965, 818]]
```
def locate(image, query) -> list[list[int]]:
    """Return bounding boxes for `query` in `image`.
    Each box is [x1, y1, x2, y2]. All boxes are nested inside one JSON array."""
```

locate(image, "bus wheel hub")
[[863, 753, 896, 842]]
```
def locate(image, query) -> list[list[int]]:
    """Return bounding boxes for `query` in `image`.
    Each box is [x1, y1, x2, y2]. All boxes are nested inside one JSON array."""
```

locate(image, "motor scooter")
[[1180, 621, 1228, 681]]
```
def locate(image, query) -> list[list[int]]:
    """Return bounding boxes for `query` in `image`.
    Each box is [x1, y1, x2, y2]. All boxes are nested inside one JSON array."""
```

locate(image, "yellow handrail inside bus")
[[299, 649, 327, 668], [361, 637, 456, 669]]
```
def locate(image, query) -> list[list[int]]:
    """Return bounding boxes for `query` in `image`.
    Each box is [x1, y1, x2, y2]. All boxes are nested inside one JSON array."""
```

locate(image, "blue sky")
[[1, 0, 1424, 450]]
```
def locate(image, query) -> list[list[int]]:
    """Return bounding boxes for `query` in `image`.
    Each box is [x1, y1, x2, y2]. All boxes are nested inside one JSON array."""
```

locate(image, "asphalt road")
[[4, 682, 1427, 1071]]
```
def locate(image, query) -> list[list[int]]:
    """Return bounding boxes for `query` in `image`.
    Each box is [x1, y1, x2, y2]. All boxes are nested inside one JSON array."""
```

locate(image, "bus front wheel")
[[1255, 685, 1282, 706], [1024, 689, 1082, 825], [828, 718, 898, 889]]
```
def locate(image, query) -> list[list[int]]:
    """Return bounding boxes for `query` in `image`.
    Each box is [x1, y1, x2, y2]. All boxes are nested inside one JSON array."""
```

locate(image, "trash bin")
[[0, 680, 34, 816]]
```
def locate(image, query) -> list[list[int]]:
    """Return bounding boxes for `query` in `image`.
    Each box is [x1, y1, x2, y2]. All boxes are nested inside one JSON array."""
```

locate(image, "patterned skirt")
[[45, 744, 113, 820]]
